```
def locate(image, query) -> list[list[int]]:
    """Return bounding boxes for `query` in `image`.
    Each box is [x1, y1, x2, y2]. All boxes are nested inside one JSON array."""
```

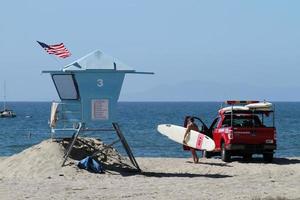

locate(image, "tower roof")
[[63, 50, 134, 72]]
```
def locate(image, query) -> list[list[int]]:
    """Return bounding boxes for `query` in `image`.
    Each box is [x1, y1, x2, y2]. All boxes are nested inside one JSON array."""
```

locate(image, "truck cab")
[[186, 101, 277, 162]]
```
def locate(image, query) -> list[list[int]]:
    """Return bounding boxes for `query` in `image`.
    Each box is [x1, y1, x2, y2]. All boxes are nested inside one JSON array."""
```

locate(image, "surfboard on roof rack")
[[220, 100, 273, 113], [245, 102, 272, 111]]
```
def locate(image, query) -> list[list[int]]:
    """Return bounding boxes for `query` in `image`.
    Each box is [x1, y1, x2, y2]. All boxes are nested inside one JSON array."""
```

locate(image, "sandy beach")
[[0, 139, 299, 200]]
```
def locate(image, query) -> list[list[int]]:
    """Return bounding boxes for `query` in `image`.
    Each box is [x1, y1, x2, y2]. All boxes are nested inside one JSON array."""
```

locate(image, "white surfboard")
[[157, 124, 215, 151], [219, 106, 249, 113], [245, 102, 272, 111]]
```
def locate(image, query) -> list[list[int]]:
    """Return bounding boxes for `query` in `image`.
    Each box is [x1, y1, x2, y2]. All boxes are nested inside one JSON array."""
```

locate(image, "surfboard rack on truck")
[[200, 100, 276, 163]]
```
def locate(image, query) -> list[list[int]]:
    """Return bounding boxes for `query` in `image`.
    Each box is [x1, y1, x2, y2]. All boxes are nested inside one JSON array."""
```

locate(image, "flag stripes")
[[37, 41, 71, 59]]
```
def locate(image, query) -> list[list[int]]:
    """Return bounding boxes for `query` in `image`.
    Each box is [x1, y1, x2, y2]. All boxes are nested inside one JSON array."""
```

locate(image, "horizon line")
[[2, 100, 300, 103]]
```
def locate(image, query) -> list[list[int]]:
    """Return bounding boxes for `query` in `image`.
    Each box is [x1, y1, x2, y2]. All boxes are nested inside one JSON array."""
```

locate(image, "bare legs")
[[191, 149, 199, 163]]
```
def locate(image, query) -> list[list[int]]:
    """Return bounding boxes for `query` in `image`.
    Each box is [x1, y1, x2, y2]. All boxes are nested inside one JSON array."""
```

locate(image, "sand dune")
[[0, 139, 299, 200]]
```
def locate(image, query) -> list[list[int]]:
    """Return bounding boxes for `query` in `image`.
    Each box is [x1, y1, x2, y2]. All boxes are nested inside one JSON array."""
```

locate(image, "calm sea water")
[[0, 102, 299, 158]]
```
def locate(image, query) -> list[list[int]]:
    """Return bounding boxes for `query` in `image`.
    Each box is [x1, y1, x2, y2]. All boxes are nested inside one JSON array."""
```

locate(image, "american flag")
[[37, 41, 71, 58]]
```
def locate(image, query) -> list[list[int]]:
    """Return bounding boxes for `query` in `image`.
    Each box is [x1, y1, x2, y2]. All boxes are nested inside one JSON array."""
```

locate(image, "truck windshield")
[[222, 115, 264, 128]]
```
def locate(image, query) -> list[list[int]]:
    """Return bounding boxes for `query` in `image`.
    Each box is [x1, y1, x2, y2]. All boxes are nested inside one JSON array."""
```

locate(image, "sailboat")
[[0, 81, 16, 118]]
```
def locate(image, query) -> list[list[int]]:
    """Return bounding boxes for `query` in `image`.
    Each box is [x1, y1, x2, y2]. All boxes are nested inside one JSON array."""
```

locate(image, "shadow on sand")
[[103, 163, 233, 178], [140, 171, 233, 178], [272, 157, 300, 165], [228, 157, 300, 165], [103, 162, 139, 175], [185, 160, 233, 167]]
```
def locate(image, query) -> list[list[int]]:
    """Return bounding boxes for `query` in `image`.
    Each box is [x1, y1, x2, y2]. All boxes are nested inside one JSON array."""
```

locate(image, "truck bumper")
[[226, 144, 276, 153]]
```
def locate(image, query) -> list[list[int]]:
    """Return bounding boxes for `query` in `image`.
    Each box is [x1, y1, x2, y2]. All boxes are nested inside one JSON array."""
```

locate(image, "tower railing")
[[50, 101, 82, 130]]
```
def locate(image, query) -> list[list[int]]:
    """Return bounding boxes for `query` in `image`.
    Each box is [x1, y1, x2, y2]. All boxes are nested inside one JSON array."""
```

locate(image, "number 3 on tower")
[[97, 79, 104, 87]]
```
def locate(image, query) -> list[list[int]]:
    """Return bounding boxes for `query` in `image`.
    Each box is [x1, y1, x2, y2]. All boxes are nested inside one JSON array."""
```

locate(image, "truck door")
[[210, 117, 221, 150], [183, 116, 209, 134]]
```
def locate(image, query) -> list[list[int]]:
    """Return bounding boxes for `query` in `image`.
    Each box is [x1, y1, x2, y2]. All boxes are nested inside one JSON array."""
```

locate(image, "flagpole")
[[50, 54, 63, 66]]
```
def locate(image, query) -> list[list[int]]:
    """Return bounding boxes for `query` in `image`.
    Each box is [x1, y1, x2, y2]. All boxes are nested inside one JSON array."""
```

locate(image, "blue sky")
[[0, 0, 299, 101]]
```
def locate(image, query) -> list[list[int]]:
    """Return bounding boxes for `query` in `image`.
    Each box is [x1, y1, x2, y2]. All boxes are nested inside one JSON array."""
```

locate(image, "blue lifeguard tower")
[[43, 50, 153, 170]]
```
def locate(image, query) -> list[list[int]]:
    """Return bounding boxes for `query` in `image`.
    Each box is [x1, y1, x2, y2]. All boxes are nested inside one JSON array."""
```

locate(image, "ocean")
[[0, 102, 299, 158]]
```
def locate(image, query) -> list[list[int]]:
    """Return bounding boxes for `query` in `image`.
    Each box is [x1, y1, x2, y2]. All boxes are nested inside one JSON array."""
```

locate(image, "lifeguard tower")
[[43, 50, 153, 171]]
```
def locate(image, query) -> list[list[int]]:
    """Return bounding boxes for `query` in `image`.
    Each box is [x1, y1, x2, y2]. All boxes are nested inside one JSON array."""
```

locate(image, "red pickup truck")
[[184, 101, 276, 162]]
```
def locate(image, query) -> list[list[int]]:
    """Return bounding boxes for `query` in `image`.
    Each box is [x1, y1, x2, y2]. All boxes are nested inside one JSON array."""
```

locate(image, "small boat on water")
[[0, 81, 16, 118], [0, 109, 16, 118]]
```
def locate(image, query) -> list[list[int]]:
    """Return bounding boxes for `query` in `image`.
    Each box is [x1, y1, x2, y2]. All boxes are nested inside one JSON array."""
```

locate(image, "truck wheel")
[[221, 143, 231, 162], [202, 150, 211, 159], [263, 152, 274, 163]]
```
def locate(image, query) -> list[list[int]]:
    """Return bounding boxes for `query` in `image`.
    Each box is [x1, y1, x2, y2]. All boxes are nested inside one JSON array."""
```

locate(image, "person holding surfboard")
[[183, 117, 199, 163]]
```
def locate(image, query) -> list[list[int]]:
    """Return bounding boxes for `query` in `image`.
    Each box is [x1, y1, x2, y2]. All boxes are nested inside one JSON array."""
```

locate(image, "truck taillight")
[[228, 129, 233, 140]]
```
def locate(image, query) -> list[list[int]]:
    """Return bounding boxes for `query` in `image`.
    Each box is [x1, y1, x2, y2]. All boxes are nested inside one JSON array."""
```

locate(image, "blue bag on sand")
[[77, 156, 104, 173]]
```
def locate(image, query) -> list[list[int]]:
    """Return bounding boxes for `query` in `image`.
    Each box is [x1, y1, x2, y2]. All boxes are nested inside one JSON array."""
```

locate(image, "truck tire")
[[202, 150, 212, 159], [263, 152, 274, 163], [221, 143, 231, 162]]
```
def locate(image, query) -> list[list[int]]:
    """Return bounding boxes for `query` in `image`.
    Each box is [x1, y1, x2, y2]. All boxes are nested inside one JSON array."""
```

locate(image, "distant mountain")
[[120, 80, 300, 101]]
